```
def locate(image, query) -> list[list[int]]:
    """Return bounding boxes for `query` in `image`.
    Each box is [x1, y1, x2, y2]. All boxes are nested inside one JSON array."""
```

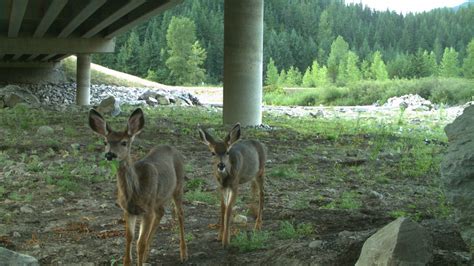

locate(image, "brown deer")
[[88, 108, 188, 265], [198, 123, 266, 247]]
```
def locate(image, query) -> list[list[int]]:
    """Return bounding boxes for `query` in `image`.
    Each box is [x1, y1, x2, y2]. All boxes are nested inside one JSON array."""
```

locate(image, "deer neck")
[[117, 154, 140, 201]]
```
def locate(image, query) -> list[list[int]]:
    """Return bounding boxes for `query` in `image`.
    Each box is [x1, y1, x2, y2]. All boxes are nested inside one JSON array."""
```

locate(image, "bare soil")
[[0, 105, 471, 265]]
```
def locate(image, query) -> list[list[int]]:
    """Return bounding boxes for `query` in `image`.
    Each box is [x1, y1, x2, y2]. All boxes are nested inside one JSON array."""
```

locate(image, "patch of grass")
[[230, 230, 270, 252], [185, 189, 218, 205], [276, 221, 314, 240], [323, 191, 362, 210], [186, 178, 206, 191], [289, 193, 311, 210], [269, 164, 303, 179]]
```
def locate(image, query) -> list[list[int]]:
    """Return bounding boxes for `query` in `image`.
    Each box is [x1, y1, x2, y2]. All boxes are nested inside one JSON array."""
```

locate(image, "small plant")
[[389, 210, 408, 219], [185, 178, 206, 191], [230, 230, 269, 252], [276, 221, 314, 239]]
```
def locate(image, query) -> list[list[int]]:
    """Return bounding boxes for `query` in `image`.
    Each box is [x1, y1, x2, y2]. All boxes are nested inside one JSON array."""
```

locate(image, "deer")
[[198, 123, 266, 247], [88, 108, 188, 265]]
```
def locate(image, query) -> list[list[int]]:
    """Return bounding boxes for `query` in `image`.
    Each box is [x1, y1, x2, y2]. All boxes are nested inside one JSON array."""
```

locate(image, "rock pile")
[[383, 94, 434, 111], [0, 83, 201, 109], [0, 85, 40, 108]]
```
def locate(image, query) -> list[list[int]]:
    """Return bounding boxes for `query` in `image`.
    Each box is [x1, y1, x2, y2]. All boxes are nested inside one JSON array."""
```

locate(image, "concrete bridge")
[[0, 0, 263, 125]]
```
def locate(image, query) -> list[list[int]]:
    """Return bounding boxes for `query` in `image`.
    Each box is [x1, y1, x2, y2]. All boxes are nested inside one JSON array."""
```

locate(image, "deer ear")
[[89, 109, 111, 136], [198, 128, 215, 146], [127, 108, 145, 136], [224, 123, 241, 146]]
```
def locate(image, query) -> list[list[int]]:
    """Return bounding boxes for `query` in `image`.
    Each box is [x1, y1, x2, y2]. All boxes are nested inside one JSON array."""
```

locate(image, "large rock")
[[96, 96, 121, 116], [0, 247, 39, 265], [0, 85, 40, 108], [441, 105, 474, 247], [356, 217, 433, 266]]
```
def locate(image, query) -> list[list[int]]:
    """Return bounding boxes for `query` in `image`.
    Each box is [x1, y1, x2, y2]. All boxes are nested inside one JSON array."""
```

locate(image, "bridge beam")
[[0, 37, 115, 54]]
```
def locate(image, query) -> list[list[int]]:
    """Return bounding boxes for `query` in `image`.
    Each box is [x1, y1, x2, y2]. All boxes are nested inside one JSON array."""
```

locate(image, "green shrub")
[[264, 78, 473, 106], [230, 230, 269, 252]]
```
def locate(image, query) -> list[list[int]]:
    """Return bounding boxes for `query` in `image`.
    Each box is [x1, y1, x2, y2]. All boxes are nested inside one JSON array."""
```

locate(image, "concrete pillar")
[[76, 54, 91, 105], [223, 0, 263, 126]]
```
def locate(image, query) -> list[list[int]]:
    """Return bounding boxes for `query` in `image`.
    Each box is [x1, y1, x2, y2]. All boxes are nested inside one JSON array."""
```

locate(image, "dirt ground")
[[0, 104, 471, 265]]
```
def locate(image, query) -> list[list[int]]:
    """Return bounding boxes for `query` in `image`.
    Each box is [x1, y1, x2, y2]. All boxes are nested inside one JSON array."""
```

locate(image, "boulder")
[[156, 94, 171, 105], [96, 96, 121, 116], [356, 217, 433, 266], [0, 247, 39, 265], [36, 126, 54, 136], [441, 105, 474, 246], [0, 85, 40, 108]]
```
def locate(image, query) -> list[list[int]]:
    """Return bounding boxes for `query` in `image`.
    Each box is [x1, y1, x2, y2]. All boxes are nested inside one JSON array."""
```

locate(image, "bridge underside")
[[0, 0, 264, 125], [0, 0, 180, 62]]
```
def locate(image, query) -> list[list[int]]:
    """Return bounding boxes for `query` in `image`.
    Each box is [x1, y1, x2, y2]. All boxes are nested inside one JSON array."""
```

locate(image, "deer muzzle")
[[217, 162, 226, 172], [105, 152, 117, 161]]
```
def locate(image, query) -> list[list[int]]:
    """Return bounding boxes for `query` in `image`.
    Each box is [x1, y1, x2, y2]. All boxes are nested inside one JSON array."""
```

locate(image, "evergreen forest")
[[93, 0, 474, 91]]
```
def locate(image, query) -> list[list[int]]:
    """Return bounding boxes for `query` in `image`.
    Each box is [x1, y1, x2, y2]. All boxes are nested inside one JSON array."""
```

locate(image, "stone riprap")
[[0, 83, 201, 108]]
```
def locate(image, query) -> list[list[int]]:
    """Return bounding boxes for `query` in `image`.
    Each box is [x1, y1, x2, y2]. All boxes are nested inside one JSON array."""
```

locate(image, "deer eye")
[[211, 152, 216, 156], [103, 141, 108, 146], [121, 141, 127, 146]]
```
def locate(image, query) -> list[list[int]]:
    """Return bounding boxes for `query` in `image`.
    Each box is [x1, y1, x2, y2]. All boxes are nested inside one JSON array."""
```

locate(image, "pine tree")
[[317, 10, 334, 65], [310, 60, 320, 86], [425, 51, 438, 77], [278, 69, 287, 87], [116, 30, 141, 76], [345, 51, 361, 83], [462, 39, 474, 79], [327, 36, 349, 84], [302, 67, 314, 87], [315, 66, 329, 87], [165, 16, 207, 85], [265, 58, 279, 86], [285, 66, 302, 87], [439, 47, 460, 78], [370, 51, 388, 80]]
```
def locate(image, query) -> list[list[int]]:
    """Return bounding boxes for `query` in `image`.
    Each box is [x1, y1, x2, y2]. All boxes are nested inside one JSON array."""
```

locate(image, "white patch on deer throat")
[[223, 188, 233, 206]]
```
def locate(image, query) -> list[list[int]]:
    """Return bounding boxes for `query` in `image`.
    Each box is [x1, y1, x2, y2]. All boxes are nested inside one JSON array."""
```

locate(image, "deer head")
[[89, 108, 145, 161], [198, 123, 241, 180]]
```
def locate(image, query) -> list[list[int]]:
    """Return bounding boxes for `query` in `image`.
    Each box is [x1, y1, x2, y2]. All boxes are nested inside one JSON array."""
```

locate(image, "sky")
[[345, 0, 468, 14]]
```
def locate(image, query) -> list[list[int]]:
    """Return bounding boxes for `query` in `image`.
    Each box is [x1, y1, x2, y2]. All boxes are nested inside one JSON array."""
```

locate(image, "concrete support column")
[[223, 0, 263, 126], [76, 54, 91, 105]]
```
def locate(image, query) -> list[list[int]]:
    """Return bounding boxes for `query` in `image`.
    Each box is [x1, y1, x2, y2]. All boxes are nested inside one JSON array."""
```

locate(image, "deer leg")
[[249, 180, 259, 218], [222, 187, 237, 247], [143, 206, 164, 262], [173, 194, 188, 262], [137, 212, 155, 265], [254, 172, 265, 230], [217, 191, 225, 241], [123, 212, 137, 266]]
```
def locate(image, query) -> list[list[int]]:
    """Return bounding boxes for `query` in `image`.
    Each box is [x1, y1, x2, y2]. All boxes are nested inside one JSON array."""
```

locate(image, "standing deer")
[[88, 108, 188, 265], [198, 123, 266, 247]]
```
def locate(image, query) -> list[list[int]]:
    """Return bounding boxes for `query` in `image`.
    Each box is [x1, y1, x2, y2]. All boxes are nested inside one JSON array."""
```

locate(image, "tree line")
[[93, 0, 474, 85]]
